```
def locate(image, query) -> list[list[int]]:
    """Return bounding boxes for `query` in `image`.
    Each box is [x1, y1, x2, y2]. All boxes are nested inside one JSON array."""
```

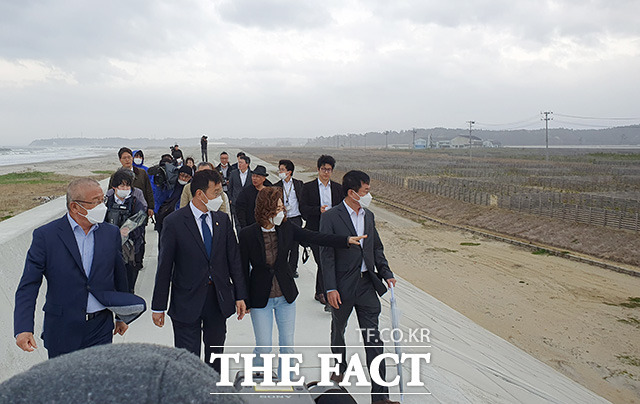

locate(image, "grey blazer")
[[319, 202, 394, 300]]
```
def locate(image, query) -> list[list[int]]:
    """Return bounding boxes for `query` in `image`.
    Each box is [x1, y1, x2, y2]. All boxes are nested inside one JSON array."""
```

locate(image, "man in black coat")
[[235, 165, 269, 230], [228, 154, 252, 228], [274, 159, 304, 278], [300, 155, 343, 305], [320, 170, 398, 404], [151, 169, 248, 373]]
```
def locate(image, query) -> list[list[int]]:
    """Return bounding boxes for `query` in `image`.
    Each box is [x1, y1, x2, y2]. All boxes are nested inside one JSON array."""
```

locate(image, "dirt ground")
[[258, 152, 640, 404]]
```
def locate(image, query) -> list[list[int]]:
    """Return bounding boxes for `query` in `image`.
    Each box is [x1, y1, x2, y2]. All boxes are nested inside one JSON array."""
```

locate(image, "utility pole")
[[412, 128, 417, 150], [541, 111, 553, 161], [364, 133, 367, 149], [384, 131, 389, 149], [466, 120, 475, 159]]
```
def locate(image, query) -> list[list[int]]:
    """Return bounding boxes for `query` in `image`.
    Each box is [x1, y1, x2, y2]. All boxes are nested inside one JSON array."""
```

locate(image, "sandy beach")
[[3, 147, 639, 403]]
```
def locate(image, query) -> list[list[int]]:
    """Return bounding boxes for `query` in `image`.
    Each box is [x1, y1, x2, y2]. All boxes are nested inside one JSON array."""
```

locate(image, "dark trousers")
[[331, 274, 388, 402], [201, 148, 208, 162], [125, 262, 139, 294], [310, 244, 324, 296], [287, 216, 302, 274], [171, 283, 227, 374], [48, 310, 113, 359]]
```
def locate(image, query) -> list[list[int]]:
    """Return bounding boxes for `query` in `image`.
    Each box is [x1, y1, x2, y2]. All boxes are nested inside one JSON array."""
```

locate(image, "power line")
[[475, 115, 540, 128], [555, 113, 640, 121]]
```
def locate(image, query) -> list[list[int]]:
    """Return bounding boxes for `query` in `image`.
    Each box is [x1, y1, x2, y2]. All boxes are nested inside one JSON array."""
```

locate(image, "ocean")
[[0, 146, 113, 167]]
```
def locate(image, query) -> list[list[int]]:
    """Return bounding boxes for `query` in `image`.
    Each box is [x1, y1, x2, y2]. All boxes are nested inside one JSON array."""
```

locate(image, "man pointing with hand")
[[320, 170, 398, 404]]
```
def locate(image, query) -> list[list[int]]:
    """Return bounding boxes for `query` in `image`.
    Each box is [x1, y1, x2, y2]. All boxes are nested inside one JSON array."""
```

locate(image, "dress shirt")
[[189, 201, 213, 241], [66, 214, 107, 313], [318, 179, 332, 210], [239, 169, 249, 187], [343, 201, 367, 273], [283, 178, 301, 217]]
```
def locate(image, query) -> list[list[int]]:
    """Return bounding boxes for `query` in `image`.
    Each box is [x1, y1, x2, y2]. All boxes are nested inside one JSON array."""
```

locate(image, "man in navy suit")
[[14, 178, 146, 359], [151, 169, 248, 373]]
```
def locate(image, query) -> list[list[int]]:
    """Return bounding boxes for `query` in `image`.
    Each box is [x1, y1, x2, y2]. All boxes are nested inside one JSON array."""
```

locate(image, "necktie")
[[200, 213, 212, 259]]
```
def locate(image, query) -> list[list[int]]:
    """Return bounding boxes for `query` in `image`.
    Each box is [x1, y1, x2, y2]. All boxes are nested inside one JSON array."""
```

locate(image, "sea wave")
[[0, 146, 113, 166]]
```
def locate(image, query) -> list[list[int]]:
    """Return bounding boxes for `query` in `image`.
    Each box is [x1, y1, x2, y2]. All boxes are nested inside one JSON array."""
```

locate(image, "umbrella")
[[389, 284, 404, 402]]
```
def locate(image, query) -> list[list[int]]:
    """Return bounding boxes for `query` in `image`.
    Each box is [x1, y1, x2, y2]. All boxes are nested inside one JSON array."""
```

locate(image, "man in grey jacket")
[[320, 170, 398, 404]]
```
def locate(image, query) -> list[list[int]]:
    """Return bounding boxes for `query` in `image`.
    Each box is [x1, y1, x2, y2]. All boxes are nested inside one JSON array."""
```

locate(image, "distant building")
[[451, 135, 483, 148], [435, 140, 451, 148], [414, 138, 427, 149], [483, 139, 502, 148]]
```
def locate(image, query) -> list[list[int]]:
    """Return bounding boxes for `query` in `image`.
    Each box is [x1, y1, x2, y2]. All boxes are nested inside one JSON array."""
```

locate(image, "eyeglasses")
[[319, 167, 333, 173], [74, 198, 106, 207]]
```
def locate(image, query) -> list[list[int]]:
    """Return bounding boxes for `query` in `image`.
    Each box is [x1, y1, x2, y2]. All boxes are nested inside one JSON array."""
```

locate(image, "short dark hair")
[[220, 151, 228, 156], [342, 170, 370, 197], [236, 151, 246, 158], [279, 159, 295, 174], [191, 170, 222, 197], [317, 155, 335, 170], [239, 155, 251, 165], [186, 157, 195, 164], [112, 168, 134, 188], [118, 147, 133, 159], [160, 154, 173, 164]]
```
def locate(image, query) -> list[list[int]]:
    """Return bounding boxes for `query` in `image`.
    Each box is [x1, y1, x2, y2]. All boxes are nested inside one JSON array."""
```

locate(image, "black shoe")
[[324, 304, 331, 312], [314, 293, 327, 305], [293, 271, 299, 278]]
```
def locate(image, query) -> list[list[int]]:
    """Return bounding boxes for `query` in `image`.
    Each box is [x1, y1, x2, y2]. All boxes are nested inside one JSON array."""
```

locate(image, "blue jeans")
[[250, 296, 296, 379]]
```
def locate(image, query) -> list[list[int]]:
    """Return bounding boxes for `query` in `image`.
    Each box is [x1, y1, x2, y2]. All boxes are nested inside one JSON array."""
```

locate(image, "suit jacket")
[[274, 178, 303, 216], [319, 202, 394, 300], [14, 216, 146, 354], [238, 221, 349, 309], [300, 179, 343, 231], [235, 184, 259, 229], [228, 168, 252, 206], [109, 166, 155, 210], [151, 206, 247, 322]]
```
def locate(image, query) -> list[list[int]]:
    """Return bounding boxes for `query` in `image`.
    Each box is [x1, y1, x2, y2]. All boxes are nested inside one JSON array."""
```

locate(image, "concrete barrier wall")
[[0, 179, 110, 381]]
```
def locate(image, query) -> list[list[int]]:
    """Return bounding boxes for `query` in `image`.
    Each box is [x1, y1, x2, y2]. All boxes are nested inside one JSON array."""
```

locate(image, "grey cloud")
[[0, 0, 214, 62], [216, 0, 333, 30], [369, 0, 640, 44]]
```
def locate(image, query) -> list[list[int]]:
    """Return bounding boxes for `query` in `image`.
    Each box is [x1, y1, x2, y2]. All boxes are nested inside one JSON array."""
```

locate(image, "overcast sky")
[[1, 0, 639, 145]]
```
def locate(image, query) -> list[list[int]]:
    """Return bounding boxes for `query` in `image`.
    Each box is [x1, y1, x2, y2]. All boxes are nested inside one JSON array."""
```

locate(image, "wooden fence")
[[364, 172, 640, 233]]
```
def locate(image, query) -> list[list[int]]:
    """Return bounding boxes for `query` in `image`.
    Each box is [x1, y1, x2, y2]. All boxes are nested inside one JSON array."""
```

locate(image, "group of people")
[[13, 147, 400, 404]]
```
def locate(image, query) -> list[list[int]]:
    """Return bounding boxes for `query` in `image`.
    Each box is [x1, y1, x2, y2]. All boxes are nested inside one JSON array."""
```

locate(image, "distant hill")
[[29, 136, 308, 148], [304, 125, 640, 148]]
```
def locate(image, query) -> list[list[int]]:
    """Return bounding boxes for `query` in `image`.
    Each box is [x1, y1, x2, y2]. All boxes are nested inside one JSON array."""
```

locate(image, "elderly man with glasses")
[[14, 178, 146, 359]]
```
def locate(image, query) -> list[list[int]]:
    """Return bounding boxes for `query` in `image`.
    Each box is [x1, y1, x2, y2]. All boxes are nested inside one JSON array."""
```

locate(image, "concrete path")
[[0, 152, 609, 403]]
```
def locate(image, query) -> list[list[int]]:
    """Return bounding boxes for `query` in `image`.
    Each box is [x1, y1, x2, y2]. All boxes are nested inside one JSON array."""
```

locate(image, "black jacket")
[[274, 178, 303, 216], [319, 202, 394, 300], [300, 179, 343, 231], [238, 221, 349, 308], [151, 207, 247, 322], [235, 184, 259, 229]]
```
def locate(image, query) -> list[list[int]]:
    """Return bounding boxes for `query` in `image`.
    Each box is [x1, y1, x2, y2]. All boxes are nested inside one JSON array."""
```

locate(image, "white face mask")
[[270, 211, 285, 226], [79, 203, 107, 224], [352, 191, 372, 209], [278, 172, 288, 181], [178, 179, 188, 186], [133, 158, 143, 165], [202, 194, 223, 212], [115, 189, 131, 199]]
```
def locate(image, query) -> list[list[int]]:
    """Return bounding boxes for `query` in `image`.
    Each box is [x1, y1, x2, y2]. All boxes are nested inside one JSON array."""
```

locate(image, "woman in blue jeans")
[[238, 187, 365, 378]]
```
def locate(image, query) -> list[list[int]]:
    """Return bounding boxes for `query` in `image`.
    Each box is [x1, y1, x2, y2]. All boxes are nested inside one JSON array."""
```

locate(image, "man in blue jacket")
[[14, 178, 146, 358]]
